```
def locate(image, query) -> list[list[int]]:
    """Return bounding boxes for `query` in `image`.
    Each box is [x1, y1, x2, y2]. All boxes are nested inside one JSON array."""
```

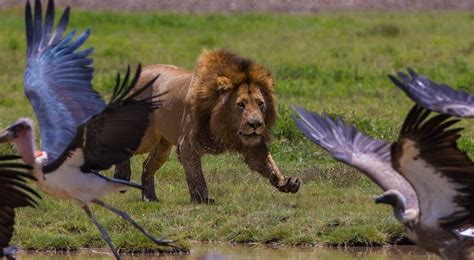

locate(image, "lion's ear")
[[216, 76, 233, 92]]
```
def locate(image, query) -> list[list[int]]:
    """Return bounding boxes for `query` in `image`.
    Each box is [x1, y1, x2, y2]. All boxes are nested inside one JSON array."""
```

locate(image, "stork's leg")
[[92, 199, 188, 253], [82, 205, 121, 259], [141, 139, 172, 202]]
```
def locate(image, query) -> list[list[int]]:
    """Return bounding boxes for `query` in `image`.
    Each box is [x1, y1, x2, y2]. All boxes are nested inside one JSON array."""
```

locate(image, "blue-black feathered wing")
[[42, 66, 162, 173], [24, 0, 106, 164]]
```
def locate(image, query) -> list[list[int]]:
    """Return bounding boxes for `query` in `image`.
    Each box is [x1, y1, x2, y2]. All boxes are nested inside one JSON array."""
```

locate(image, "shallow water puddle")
[[17, 244, 437, 259]]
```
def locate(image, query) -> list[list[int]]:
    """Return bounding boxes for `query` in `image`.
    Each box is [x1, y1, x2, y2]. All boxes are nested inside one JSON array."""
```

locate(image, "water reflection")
[[17, 244, 437, 259]]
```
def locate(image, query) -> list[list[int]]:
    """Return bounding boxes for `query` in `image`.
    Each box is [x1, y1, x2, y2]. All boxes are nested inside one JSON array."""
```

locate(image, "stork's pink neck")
[[12, 128, 36, 166]]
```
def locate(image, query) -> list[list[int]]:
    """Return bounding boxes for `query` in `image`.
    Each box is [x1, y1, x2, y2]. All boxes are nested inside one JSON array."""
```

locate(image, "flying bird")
[[292, 106, 419, 210], [0, 155, 40, 259], [389, 68, 474, 118], [0, 0, 187, 258], [293, 105, 474, 259]]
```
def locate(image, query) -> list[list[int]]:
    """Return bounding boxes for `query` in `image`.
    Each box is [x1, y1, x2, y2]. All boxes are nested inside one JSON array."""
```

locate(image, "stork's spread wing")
[[293, 106, 418, 210], [0, 155, 40, 249], [392, 105, 474, 230], [25, 0, 105, 164], [389, 68, 474, 118], [43, 66, 162, 173]]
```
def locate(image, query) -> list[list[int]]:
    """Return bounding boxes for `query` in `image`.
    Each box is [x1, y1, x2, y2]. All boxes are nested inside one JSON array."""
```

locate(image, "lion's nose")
[[248, 119, 263, 129]]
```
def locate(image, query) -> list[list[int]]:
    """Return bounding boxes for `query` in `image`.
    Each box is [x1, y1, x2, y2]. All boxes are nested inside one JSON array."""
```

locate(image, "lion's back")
[[135, 64, 193, 153]]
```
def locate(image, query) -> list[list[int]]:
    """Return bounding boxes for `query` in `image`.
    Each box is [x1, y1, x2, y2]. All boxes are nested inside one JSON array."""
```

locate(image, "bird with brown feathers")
[[389, 68, 474, 118], [294, 104, 474, 259]]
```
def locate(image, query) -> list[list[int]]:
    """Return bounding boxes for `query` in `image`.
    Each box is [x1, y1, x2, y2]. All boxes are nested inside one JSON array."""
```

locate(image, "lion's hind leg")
[[113, 160, 132, 181], [142, 138, 173, 202]]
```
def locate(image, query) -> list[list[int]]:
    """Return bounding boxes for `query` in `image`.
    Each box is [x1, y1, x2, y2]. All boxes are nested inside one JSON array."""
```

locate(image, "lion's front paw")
[[276, 177, 301, 193]]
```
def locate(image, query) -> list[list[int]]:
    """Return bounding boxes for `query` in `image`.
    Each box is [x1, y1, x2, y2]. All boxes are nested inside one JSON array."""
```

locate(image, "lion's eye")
[[257, 100, 264, 107], [237, 101, 245, 109]]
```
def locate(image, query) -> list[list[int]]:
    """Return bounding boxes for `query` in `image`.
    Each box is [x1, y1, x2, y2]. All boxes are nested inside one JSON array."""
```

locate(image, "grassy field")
[[0, 7, 474, 251]]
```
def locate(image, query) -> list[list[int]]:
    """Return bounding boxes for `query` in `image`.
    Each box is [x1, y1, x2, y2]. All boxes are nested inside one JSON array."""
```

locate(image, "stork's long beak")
[[0, 127, 15, 143]]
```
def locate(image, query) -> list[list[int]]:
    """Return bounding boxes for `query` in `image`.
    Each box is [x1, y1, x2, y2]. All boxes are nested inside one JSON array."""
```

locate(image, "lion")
[[113, 49, 302, 203]]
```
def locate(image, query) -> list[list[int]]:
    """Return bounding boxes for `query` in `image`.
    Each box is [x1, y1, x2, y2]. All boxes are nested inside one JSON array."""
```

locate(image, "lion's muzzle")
[[239, 116, 266, 146], [247, 117, 263, 130]]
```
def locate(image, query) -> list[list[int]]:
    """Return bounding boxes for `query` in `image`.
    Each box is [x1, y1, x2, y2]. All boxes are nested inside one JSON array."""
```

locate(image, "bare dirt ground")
[[1, 0, 473, 12]]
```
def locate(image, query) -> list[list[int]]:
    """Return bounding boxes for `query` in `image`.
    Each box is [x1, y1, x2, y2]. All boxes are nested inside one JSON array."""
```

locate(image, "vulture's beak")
[[374, 194, 387, 204]]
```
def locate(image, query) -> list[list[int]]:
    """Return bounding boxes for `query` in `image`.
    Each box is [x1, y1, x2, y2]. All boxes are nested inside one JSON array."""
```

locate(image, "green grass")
[[0, 8, 474, 251]]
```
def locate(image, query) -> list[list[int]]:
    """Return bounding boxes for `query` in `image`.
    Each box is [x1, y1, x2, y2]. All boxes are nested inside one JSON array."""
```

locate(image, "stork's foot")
[[91, 199, 188, 255], [276, 177, 301, 193], [153, 239, 190, 254]]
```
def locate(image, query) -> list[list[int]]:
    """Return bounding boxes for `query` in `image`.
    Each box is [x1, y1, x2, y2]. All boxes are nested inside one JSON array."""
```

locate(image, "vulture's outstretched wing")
[[25, 0, 105, 164], [392, 105, 474, 230], [389, 68, 474, 118], [0, 155, 40, 249], [293, 106, 418, 210], [43, 66, 162, 173]]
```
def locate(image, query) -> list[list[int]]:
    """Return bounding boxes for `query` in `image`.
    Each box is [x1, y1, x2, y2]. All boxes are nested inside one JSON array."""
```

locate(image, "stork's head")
[[0, 118, 36, 165]]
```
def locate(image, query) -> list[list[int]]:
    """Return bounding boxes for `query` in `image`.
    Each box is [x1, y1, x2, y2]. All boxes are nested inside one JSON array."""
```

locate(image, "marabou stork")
[[293, 105, 474, 259], [389, 68, 474, 118], [0, 0, 188, 258], [0, 155, 40, 259]]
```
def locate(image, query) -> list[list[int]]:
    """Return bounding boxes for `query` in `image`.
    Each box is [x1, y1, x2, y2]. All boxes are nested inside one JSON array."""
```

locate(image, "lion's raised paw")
[[277, 177, 302, 194]]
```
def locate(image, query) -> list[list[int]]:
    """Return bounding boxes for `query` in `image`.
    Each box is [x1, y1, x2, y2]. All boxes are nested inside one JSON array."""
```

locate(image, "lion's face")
[[192, 49, 277, 150], [208, 79, 275, 149], [234, 84, 267, 146]]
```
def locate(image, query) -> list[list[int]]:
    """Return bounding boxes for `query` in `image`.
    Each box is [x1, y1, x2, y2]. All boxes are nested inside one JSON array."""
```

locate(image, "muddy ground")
[[1, 0, 473, 12]]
